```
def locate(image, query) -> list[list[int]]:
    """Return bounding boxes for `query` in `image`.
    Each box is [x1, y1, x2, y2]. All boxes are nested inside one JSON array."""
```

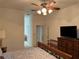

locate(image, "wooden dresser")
[[58, 37, 79, 59]]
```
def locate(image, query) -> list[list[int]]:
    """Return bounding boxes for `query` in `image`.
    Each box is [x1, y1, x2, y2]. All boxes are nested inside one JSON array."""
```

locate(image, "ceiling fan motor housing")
[[41, 3, 47, 7]]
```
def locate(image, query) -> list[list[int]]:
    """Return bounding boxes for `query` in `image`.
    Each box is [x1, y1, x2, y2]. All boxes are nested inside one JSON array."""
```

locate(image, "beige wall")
[[45, 3, 79, 40], [0, 8, 24, 51]]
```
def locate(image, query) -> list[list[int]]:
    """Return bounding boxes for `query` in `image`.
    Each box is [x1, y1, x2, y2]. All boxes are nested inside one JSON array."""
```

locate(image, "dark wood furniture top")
[[58, 37, 79, 59], [38, 42, 72, 59]]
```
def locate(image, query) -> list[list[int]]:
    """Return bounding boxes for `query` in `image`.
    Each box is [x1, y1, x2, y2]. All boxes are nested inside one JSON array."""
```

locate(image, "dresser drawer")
[[73, 50, 79, 59], [74, 40, 79, 49], [67, 42, 74, 50], [67, 49, 74, 55]]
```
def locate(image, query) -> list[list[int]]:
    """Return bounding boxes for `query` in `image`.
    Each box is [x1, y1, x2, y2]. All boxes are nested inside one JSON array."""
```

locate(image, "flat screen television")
[[60, 26, 77, 38]]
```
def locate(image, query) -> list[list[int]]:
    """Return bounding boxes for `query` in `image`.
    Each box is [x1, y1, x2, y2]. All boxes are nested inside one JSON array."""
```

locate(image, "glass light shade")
[[41, 8, 47, 13], [48, 9, 53, 14], [37, 10, 41, 14], [43, 12, 47, 15]]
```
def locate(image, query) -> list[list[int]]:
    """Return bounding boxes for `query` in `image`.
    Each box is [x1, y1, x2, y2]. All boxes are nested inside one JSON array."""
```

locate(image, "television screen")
[[60, 26, 77, 38]]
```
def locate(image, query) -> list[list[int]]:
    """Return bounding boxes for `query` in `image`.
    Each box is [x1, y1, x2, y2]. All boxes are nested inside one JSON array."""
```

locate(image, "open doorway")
[[36, 25, 49, 44], [24, 14, 32, 47], [36, 25, 44, 42]]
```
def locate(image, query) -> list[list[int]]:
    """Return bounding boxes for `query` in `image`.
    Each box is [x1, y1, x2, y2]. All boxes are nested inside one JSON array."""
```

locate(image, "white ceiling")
[[0, 0, 79, 11]]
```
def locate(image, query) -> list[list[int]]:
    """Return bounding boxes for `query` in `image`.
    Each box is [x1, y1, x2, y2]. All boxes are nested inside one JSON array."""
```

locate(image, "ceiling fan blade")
[[31, 3, 39, 6], [31, 10, 37, 11], [54, 7, 60, 10]]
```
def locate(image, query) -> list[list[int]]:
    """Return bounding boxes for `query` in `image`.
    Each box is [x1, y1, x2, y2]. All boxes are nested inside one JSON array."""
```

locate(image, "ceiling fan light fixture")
[[48, 9, 53, 14], [37, 10, 41, 14], [41, 8, 47, 13], [32, 0, 60, 15], [43, 12, 47, 15]]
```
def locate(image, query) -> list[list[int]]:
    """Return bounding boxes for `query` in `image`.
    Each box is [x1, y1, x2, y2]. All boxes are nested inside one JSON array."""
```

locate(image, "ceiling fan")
[[31, 0, 60, 11]]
